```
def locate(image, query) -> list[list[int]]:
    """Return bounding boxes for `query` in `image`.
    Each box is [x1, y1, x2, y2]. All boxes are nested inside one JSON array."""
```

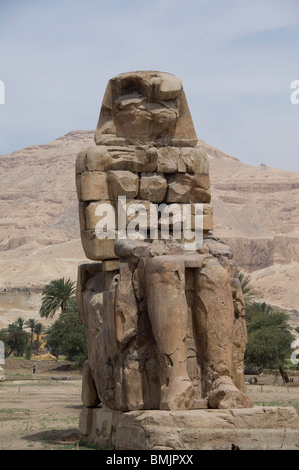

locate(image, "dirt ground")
[[0, 358, 83, 450], [0, 359, 298, 451]]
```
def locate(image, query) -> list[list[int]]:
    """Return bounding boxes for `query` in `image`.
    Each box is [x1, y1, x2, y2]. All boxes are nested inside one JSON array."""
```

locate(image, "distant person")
[[33, 362, 37, 378]]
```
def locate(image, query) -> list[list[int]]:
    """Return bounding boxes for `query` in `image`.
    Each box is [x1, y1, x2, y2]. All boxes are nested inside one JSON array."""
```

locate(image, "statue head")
[[95, 71, 198, 147]]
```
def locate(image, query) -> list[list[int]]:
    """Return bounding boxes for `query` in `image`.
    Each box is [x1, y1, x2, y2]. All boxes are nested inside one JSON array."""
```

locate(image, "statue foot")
[[208, 376, 253, 409], [160, 377, 195, 410]]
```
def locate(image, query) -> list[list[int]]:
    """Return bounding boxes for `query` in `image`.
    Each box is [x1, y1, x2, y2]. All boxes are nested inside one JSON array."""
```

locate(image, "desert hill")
[[0, 131, 298, 331], [204, 141, 299, 328]]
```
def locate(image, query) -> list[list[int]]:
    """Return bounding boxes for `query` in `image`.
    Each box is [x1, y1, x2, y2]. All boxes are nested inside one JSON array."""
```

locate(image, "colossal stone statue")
[[76, 71, 252, 412]]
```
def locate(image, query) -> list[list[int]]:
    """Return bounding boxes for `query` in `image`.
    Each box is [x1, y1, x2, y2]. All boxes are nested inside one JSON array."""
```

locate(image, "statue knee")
[[145, 255, 186, 286], [200, 256, 231, 283]]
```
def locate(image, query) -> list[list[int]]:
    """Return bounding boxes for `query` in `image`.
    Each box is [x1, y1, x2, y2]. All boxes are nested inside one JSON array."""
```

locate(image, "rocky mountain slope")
[[0, 131, 298, 330], [205, 141, 299, 321]]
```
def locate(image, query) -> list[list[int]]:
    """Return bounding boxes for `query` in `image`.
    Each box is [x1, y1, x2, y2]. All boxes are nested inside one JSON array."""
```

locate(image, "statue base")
[[79, 406, 299, 450]]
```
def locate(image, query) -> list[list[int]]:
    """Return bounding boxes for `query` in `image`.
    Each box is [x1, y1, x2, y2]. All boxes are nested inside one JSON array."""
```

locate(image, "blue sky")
[[0, 0, 298, 171]]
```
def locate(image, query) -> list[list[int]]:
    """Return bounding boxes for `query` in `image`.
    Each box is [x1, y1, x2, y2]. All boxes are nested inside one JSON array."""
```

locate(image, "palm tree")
[[39, 277, 76, 319], [16, 317, 25, 330], [59, 297, 79, 318], [25, 318, 38, 354], [238, 271, 257, 308], [34, 322, 44, 355]]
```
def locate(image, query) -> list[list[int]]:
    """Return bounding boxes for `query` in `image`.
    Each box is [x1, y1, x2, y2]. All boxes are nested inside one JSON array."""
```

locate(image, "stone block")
[[179, 147, 195, 173], [165, 174, 211, 204], [156, 147, 179, 173], [79, 407, 122, 449], [86, 145, 112, 171], [79, 171, 109, 201], [75, 149, 87, 174], [78, 202, 87, 232], [81, 360, 100, 407], [80, 230, 117, 261], [102, 259, 120, 271], [138, 173, 167, 203], [106, 170, 139, 200], [85, 201, 115, 232], [112, 146, 158, 172], [76, 174, 82, 200], [194, 173, 210, 190], [193, 148, 209, 174], [79, 407, 94, 437], [86, 145, 158, 173], [166, 174, 194, 203], [203, 205, 213, 231], [79, 406, 299, 450]]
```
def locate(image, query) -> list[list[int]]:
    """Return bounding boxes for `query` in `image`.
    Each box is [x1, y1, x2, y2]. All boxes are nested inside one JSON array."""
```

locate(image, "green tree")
[[10, 317, 26, 330], [7, 319, 26, 334], [40, 277, 76, 319], [245, 301, 273, 323], [6, 328, 30, 356], [44, 323, 62, 358], [245, 303, 294, 370], [45, 312, 87, 366], [1, 321, 31, 357]]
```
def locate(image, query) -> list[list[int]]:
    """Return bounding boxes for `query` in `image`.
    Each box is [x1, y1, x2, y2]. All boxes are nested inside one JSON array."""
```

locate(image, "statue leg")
[[81, 360, 101, 407], [145, 255, 194, 410], [194, 256, 252, 408]]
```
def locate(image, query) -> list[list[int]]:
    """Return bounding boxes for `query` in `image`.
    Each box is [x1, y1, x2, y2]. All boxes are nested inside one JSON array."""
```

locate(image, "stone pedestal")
[[79, 406, 299, 450]]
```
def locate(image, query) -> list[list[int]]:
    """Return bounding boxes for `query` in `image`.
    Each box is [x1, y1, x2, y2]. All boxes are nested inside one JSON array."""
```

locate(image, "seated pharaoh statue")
[[76, 71, 253, 411]]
